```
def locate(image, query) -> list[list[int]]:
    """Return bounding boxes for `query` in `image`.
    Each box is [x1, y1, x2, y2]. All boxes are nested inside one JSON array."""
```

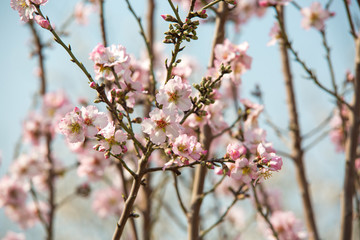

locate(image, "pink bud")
[[74, 107, 80, 114], [161, 15, 166, 20], [122, 145, 128, 153], [259, 0, 269, 7], [35, 15, 50, 30], [89, 82, 96, 89]]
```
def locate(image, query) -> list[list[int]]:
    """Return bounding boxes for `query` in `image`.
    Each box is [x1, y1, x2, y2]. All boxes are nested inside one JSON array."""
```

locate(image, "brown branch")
[[28, 20, 46, 95], [173, 172, 188, 215], [116, 163, 139, 240], [277, 6, 319, 240], [99, 0, 108, 46], [251, 184, 279, 240], [187, 3, 228, 239], [112, 143, 153, 240], [340, 35, 360, 240], [342, 0, 357, 39]]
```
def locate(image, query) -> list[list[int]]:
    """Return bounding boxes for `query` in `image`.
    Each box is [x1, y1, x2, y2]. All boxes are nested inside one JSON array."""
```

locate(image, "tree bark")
[[277, 6, 319, 240], [340, 35, 360, 240]]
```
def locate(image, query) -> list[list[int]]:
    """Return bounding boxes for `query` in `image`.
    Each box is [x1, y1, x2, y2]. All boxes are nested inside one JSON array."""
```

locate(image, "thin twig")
[[172, 172, 188, 215], [29, 184, 49, 230], [199, 195, 238, 238], [123, 0, 156, 95], [302, 111, 333, 139], [251, 184, 279, 240], [275, 8, 353, 111], [342, 0, 357, 39]]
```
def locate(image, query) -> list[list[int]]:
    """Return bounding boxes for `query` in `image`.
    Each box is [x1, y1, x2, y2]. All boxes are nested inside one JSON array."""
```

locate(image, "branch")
[[172, 172, 188, 215], [342, 0, 357, 39], [275, 8, 352, 111], [251, 184, 279, 240], [199, 195, 238, 238], [99, 0, 108, 46]]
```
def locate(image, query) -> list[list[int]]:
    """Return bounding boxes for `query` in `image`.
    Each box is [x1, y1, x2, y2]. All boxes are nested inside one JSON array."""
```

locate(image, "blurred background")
[[0, 0, 357, 239]]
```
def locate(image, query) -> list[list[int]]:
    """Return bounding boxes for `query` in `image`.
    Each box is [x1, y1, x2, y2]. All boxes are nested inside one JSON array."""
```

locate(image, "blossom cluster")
[[213, 39, 252, 85]]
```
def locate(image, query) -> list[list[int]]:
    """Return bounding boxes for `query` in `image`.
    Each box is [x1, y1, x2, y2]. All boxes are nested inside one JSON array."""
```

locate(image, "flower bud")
[[89, 82, 97, 89]]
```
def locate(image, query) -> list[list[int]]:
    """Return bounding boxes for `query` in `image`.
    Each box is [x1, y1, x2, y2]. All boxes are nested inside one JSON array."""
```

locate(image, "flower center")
[[156, 119, 168, 129], [168, 91, 179, 103], [70, 122, 81, 133], [242, 166, 250, 175], [84, 117, 93, 126], [310, 12, 319, 23]]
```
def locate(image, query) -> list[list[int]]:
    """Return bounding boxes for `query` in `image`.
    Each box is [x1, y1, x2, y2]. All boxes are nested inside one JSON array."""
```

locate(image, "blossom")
[[10, 153, 50, 180], [301, 2, 333, 31], [23, 112, 44, 145], [92, 187, 123, 218], [259, 0, 290, 7], [214, 39, 252, 84], [58, 108, 85, 143], [10, 0, 35, 22], [171, 134, 204, 161], [0, 176, 28, 208], [262, 211, 307, 240], [80, 105, 108, 137], [74, 2, 92, 25], [257, 143, 283, 171], [230, 157, 258, 184], [34, 15, 50, 30], [267, 22, 281, 46], [226, 142, 247, 160], [141, 109, 181, 144], [77, 152, 110, 181], [156, 76, 192, 113], [96, 122, 128, 156], [1, 232, 26, 240], [89, 43, 130, 81]]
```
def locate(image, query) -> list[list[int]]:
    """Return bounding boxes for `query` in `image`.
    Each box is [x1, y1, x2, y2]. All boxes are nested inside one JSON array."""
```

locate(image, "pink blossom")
[[241, 98, 264, 129], [97, 122, 128, 156], [77, 152, 110, 181], [257, 143, 283, 171], [244, 127, 267, 153], [1, 232, 25, 240], [172, 134, 204, 161], [259, 0, 290, 7], [34, 14, 50, 29], [301, 2, 332, 31], [10, 0, 35, 22], [92, 187, 123, 218], [156, 76, 192, 113], [23, 112, 44, 145], [0, 176, 28, 208], [214, 39, 252, 84], [30, 0, 48, 4], [226, 142, 247, 160], [214, 39, 237, 63], [355, 158, 360, 173], [74, 2, 92, 25], [90, 43, 130, 81], [267, 22, 281, 46], [81, 105, 108, 137], [230, 157, 258, 184], [141, 109, 181, 145], [58, 108, 86, 143], [262, 211, 307, 240], [5, 201, 48, 229], [10, 153, 50, 180]]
